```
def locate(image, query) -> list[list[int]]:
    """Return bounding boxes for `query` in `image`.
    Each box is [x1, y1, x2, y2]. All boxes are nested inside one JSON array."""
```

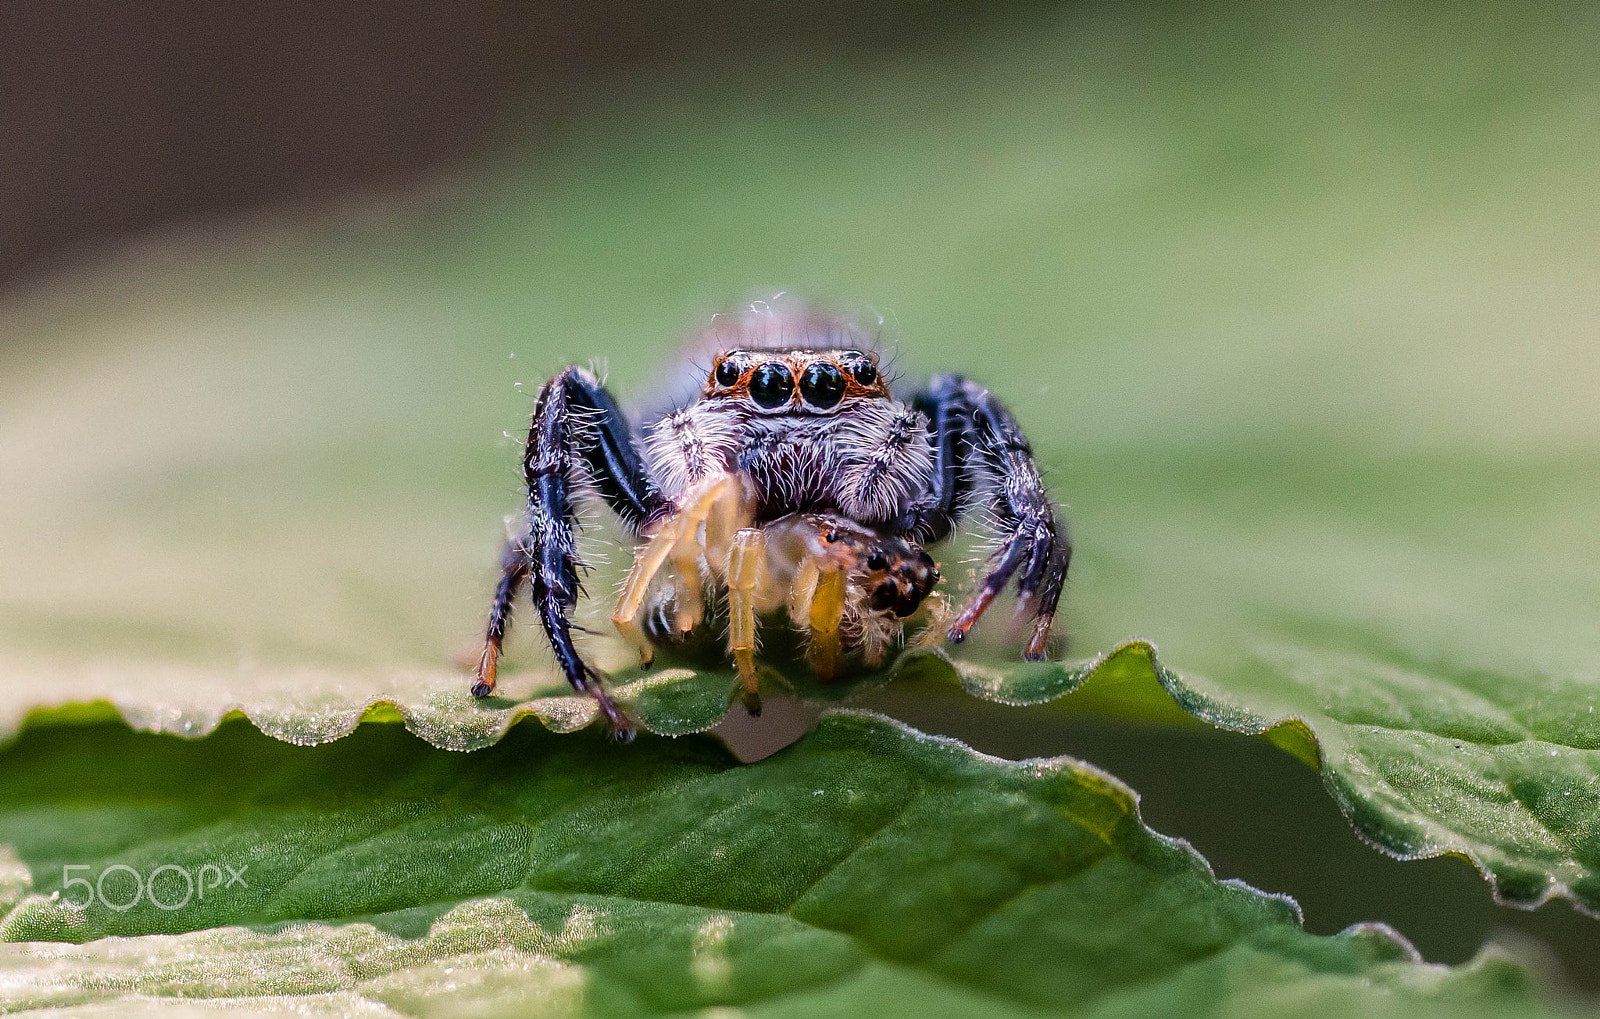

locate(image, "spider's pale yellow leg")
[[702, 482, 742, 577], [612, 547, 669, 666], [787, 559, 820, 624], [808, 567, 847, 681], [669, 553, 704, 634], [674, 470, 759, 631], [726, 527, 767, 712], [611, 512, 697, 665], [611, 473, 746, 663]]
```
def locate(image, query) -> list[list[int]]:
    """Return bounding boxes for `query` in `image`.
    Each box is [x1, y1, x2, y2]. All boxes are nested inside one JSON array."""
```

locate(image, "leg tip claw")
[[596, 696, 637, 744], [473, 642, 500, 699], [1025, 616, 1055, 661]]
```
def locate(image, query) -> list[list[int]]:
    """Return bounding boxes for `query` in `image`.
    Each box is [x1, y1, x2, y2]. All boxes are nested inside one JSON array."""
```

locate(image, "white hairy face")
[[642, 346, 936, 526]]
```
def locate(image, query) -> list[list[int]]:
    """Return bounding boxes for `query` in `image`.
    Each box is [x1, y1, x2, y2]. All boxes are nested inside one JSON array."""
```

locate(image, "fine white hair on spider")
[[470, 301, 1071, 742]]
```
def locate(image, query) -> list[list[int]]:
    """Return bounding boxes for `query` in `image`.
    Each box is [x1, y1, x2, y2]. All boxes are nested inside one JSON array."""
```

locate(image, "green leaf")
[[918, 640, 1600, 914], [0, 714, 1561, 1016], [3, 5, 1599, 919]]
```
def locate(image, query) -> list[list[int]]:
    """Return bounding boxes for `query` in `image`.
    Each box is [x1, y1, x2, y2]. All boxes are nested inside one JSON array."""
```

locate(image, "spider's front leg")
[[725, 526, 768, 713], [910, 374, 1071, 660], [778, 516, 939, 681], [784, 554, 848, 681], [609, 471, 753, 664], [474, 366, 668, 742]]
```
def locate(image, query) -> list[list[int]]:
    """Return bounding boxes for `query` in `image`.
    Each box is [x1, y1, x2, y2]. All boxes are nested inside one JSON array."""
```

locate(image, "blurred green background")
[[3, 0, 1599, 993]]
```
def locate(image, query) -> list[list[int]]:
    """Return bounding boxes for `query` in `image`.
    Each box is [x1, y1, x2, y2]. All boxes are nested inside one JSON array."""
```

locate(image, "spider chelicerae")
[[472, 307, 1071, 740]]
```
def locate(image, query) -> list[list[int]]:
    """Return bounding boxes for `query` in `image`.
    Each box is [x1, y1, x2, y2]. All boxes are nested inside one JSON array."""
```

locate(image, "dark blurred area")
[[0, 0, 1019, 286]]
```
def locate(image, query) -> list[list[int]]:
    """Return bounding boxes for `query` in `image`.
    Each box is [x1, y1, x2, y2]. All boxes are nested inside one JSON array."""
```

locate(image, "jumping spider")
[[472, 309, 1070, 740]]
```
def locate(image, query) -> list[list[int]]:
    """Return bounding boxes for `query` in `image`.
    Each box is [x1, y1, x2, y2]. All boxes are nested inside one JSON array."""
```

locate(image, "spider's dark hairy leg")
[[908, 380, 974, 543], [474, 366, 669, 742], [553, 368, 667, 529], [910, 374, 1070, 660], [471, 542, 529, 699]]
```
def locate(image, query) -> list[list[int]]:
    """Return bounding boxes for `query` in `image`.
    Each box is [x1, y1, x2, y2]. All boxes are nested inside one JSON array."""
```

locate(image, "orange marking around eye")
[[703, 353, 754, 401], [703, 349, 890, 403]]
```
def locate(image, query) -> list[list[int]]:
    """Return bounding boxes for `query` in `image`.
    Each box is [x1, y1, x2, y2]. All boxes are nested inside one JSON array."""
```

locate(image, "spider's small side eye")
[[824, 527, 839, 543], [866, 551, 888, 571], [800, 362, 846, 409], [849, 358, 878, 386], [714, 359, 741, 387], [750, 363, 795, 408]]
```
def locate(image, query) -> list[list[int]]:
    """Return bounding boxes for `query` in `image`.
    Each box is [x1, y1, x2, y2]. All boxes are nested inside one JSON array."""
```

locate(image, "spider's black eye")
[[749, 362, 795, 408], [848, 357, 878, 387], [799, 362, 846, 409], [714, 359, 741, 387], [866, 551, 888, 571]]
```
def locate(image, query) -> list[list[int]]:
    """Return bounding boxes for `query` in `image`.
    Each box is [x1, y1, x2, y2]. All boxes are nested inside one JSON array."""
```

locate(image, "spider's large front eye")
[[749, 362, 795, 408], [713, 359, 741, 387], [799, 362, 846, 409]]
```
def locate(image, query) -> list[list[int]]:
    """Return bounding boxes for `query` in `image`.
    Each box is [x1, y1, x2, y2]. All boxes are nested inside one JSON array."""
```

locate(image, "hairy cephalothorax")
[[472, 310, 1070, 741]]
